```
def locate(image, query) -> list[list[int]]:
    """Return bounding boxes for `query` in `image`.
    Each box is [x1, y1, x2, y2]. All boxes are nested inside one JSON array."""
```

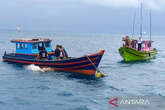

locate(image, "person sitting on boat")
[[138, 37, 143, 51], [59, 45, 68, 59], [123, 36, 131, 47], [39, 47, 48, 59], [131, 38, 137, 49], [54, 45, 61, 60]]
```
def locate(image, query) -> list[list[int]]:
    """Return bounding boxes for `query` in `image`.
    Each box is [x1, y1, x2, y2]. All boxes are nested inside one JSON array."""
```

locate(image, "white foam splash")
[[25, 64, 54, 72]]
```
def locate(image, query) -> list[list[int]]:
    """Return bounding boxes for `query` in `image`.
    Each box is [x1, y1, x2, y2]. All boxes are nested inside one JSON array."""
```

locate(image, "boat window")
[[32, 43, 37, 49], [24, 44, 28, 49], [20, 43, 24, 48], [16, 43, 20, 49], [45, 42, 50, 47], [39, 43, 42, 47]]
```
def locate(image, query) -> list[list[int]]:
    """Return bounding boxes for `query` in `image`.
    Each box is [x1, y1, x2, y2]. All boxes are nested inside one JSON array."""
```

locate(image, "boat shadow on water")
[[36, 70, 105, 87], [57, 71, 105, 86], [118, 59, 154, 64]]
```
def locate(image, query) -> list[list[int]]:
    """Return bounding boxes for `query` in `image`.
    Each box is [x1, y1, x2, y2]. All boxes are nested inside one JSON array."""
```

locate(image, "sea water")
[[0, 30, 165, 110]]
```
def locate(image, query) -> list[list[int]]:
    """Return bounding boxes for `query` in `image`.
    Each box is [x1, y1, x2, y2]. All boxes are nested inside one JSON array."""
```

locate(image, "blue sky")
[[0, 0, 165, 34]]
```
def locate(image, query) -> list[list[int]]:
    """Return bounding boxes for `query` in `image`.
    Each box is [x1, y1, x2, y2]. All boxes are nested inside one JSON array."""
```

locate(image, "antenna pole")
[[132, 12, 136, 38], [140, 2, 143, 37], [150, 10, 152, 41]]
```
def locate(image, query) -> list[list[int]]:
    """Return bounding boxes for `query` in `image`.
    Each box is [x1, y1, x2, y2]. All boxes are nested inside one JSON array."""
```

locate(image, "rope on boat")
[[86, 56, 104, 78]]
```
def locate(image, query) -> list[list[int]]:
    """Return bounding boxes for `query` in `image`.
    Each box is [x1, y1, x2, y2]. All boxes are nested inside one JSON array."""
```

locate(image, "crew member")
[[59, 45, 68, 59], [138, 37, 143, 51], [54, 45, 61, 60], [123, 36, 131, 47], [39, 47, 48, 59]]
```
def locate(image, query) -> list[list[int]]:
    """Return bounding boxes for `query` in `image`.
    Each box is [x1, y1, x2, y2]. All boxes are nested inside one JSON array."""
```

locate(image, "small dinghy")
[[3, 38, 104, 76]]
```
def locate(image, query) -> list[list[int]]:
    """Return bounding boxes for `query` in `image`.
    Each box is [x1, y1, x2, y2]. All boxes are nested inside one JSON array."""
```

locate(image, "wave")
[[25, 64, 54, 72]]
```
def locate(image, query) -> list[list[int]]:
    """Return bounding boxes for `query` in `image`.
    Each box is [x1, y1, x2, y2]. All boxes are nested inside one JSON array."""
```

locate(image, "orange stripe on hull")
[[3, 58, 97, 69], [40, 67, 96, 76], [66, 69, 96, 76]]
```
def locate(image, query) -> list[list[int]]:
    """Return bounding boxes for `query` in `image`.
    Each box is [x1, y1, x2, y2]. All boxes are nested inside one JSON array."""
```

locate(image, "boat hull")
[[119, 47, 157, 62], [3, 50, 104, 76]]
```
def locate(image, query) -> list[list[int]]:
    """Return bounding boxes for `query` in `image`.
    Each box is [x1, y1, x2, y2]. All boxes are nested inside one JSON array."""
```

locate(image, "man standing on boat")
[[54, 45, 68, 60], [54, 45, 61, 60], [131, 38, 137, 49], [122, 36, 131, 47], [59, 45, 68, 59], [138, 37, 143, 51]]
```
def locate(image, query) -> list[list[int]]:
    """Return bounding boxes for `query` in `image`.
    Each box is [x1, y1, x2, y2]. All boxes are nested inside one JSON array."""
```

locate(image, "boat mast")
[[132, 12, 136, 38], [140, 2, 143, 37], [150, 10, 152, 41]]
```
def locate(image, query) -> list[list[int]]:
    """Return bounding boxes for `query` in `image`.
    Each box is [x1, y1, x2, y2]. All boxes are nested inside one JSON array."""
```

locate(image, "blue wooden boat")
[[2, 38, 104, 76]]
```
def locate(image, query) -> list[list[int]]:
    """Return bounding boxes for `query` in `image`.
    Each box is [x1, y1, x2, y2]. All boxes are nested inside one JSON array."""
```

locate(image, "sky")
[[0, 0, 165, 34]]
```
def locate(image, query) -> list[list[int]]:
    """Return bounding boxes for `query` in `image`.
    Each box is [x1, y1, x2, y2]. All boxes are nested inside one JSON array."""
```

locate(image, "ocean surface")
[[0, 30, 165, 110]]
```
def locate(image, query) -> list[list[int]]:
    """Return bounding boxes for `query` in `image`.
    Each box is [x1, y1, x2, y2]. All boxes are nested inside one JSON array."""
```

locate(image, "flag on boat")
[[143, 30, 147, 34]]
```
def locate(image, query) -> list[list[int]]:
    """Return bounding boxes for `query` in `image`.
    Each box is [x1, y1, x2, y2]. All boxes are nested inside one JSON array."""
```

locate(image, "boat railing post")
[[4, 51, 6, 55]]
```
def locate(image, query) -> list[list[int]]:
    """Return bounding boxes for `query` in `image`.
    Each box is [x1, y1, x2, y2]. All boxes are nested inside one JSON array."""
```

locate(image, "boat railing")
[[125, 46, 152, 52], [4, 52, 16, 57], [123, 40, 153, 52]]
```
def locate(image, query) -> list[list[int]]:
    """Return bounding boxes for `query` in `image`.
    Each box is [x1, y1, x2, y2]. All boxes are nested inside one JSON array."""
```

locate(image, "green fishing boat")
[[119, 45, 157, 62], [119, 2, 157, 62]]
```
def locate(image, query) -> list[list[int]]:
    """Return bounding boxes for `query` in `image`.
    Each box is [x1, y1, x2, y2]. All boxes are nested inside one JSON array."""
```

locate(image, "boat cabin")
[[11, 38, 53, 54], [141, 41, 152, 52]]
